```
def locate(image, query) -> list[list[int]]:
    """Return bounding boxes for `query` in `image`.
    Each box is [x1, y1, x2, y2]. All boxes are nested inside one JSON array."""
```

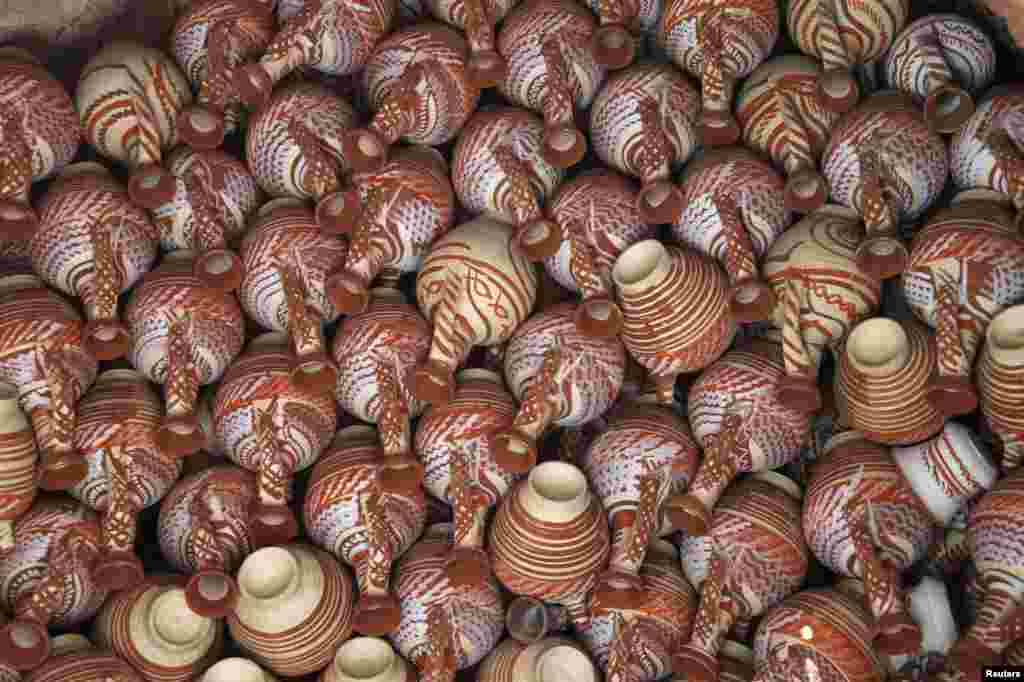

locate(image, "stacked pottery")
[[71, 369, 183, 591], [237, 199, 349, 394], [413, 368, 517, 585], [321, 637, 414, 682], [675, 473, 809, 682], [74, 42, 193, 210], [657, 0, 779, 146], [332, 288, 432, 492], [228, 543, 355, 677], [31, 162, 159, 361], [392, 523, 505, 682], [423, 0, 518, 88], [0, 383, 36, 553], [735, 55, 841, 214], [0, 48, 80, 238], [584, 0, 663, 70], [304, 425, 428, 636], [882, 15, 996, 133], [589, 63, 701, 223], [203, 657, 277, 682], [21, 645, 144, 682], [977, 304, 1024, 469], [496, 0, 604, 168], [762, 208, 882, 412], [124, 251, 246, 458], [673, 146, 791, 322], [478, 637, 598, 682]]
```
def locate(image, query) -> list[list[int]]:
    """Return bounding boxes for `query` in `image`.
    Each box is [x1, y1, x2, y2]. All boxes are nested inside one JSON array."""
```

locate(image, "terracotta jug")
[[583, 0, 663, 70], [479, 637, 598, 682], [31, 162, 159, 361], [902, 193, 1024, 418], [450, 107, 564, 260], [238, 199, 349, 394], [834, 317, 944, 445], [0, 496, 108, 671], [244, 82, 360, 233], [170, 0, 275, 150], [71, 369, 183, 591], [0, 48, 80, 240], [978, 304, 1024, 470], [541, 169, 655, 337], [204, 657, 277, 682], [675, 338, 810, 534], [322, 637, 414, 682], [75, 42, 193, 210], [589, 63, 700, 223], [412, 217, 538, 406], [735, 55, 841, 214], [93, 576, 224, 682], [0, 274, 99, 491], [820, 92, 949, 279], [391, 523, 505, 682], [676, 473, 809, 682], [495, 303, 626, 473], [344, 23, 481, 171], [580, 400, 699, 604], [423, 0, 519, 88], [331, 288, 432, 492], [21, 646, 144, 682], [304, 425, 427, 636], [761, 206, 883, 412], [326, 146, 455, 314], [882, 15, 996, 134], [233, 0, 396, 109], [657, 0, 778, 146], [495, 0, 604, 168], [228, 543, 355, 677], [413, 368, 517, 586], [611, 240, 736, 403], [0, 625, 91, 682], [148, 147, 264, 292], [674, 146, 791, 322], [157, 464, 261, 618], [0, 383, 36, 555]]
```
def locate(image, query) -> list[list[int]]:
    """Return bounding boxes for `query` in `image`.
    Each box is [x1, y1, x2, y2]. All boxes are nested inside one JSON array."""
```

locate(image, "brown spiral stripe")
[[22, 649, 144, 682], [786, 0, 908, 69], [477, 638, 528, 682], [0, 407, 36, 524], [977, 340, 1024, 465], [969, 468, 1024, 585]]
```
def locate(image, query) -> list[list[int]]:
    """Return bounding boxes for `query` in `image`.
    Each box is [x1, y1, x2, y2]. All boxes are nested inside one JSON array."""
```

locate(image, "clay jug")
[[611, 240, 736, 403], [244, 82, 360, 233], [171, 0, 276, 150], [820, 92, 949, 279], [322, 637, 414, 682], [479, 637, 598, 682], [450, 107, 564, 260], [675, 338, 810, 535], [0, 622, 90, 682], [589, 63, 700, 223], [0, 274, 99, 490], [234, 0, 396, 109], [584, 0, 663, 70], [490, 461, 610, 628], [21, 647, 144, 682], [149, 147, 264, 292], [204, 657, 277, 682], [657, 0, 779, 146], [495, 303, 626, 473], [674, 146, 791, 322], [344, 24, 481, 171], [413, 369, 518, 586], [903, 193, 1024, 417], [238, 199, 349, 394], [331, 288, 432, 492], [228, 543, 355, 677], [761, 206, 882, 412], [735, 55, 841, 214], [978, 304, 1024, 470], [751, 588, 886, 682], [31, 162, 159, 361], [75, 42, 193, 210], [93, 577, 224, 682], [305, 425, 428, 636], [882, 15, 996, 134], [0, 384, 35, 555], [0, 496, 108, 671], [495, 0, 604, 168], [391, 523, 505, 682], [326, 146, 455, 314], [835, 317, 944, 444], [157, 465, 261, 618], [581, 400, 699, 604], [71, 369, 183, 591], [0, 48, 80, 240], [422, 0, 518, 88], [542, 169, 655, 337], [412, 217, 538, 406]]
